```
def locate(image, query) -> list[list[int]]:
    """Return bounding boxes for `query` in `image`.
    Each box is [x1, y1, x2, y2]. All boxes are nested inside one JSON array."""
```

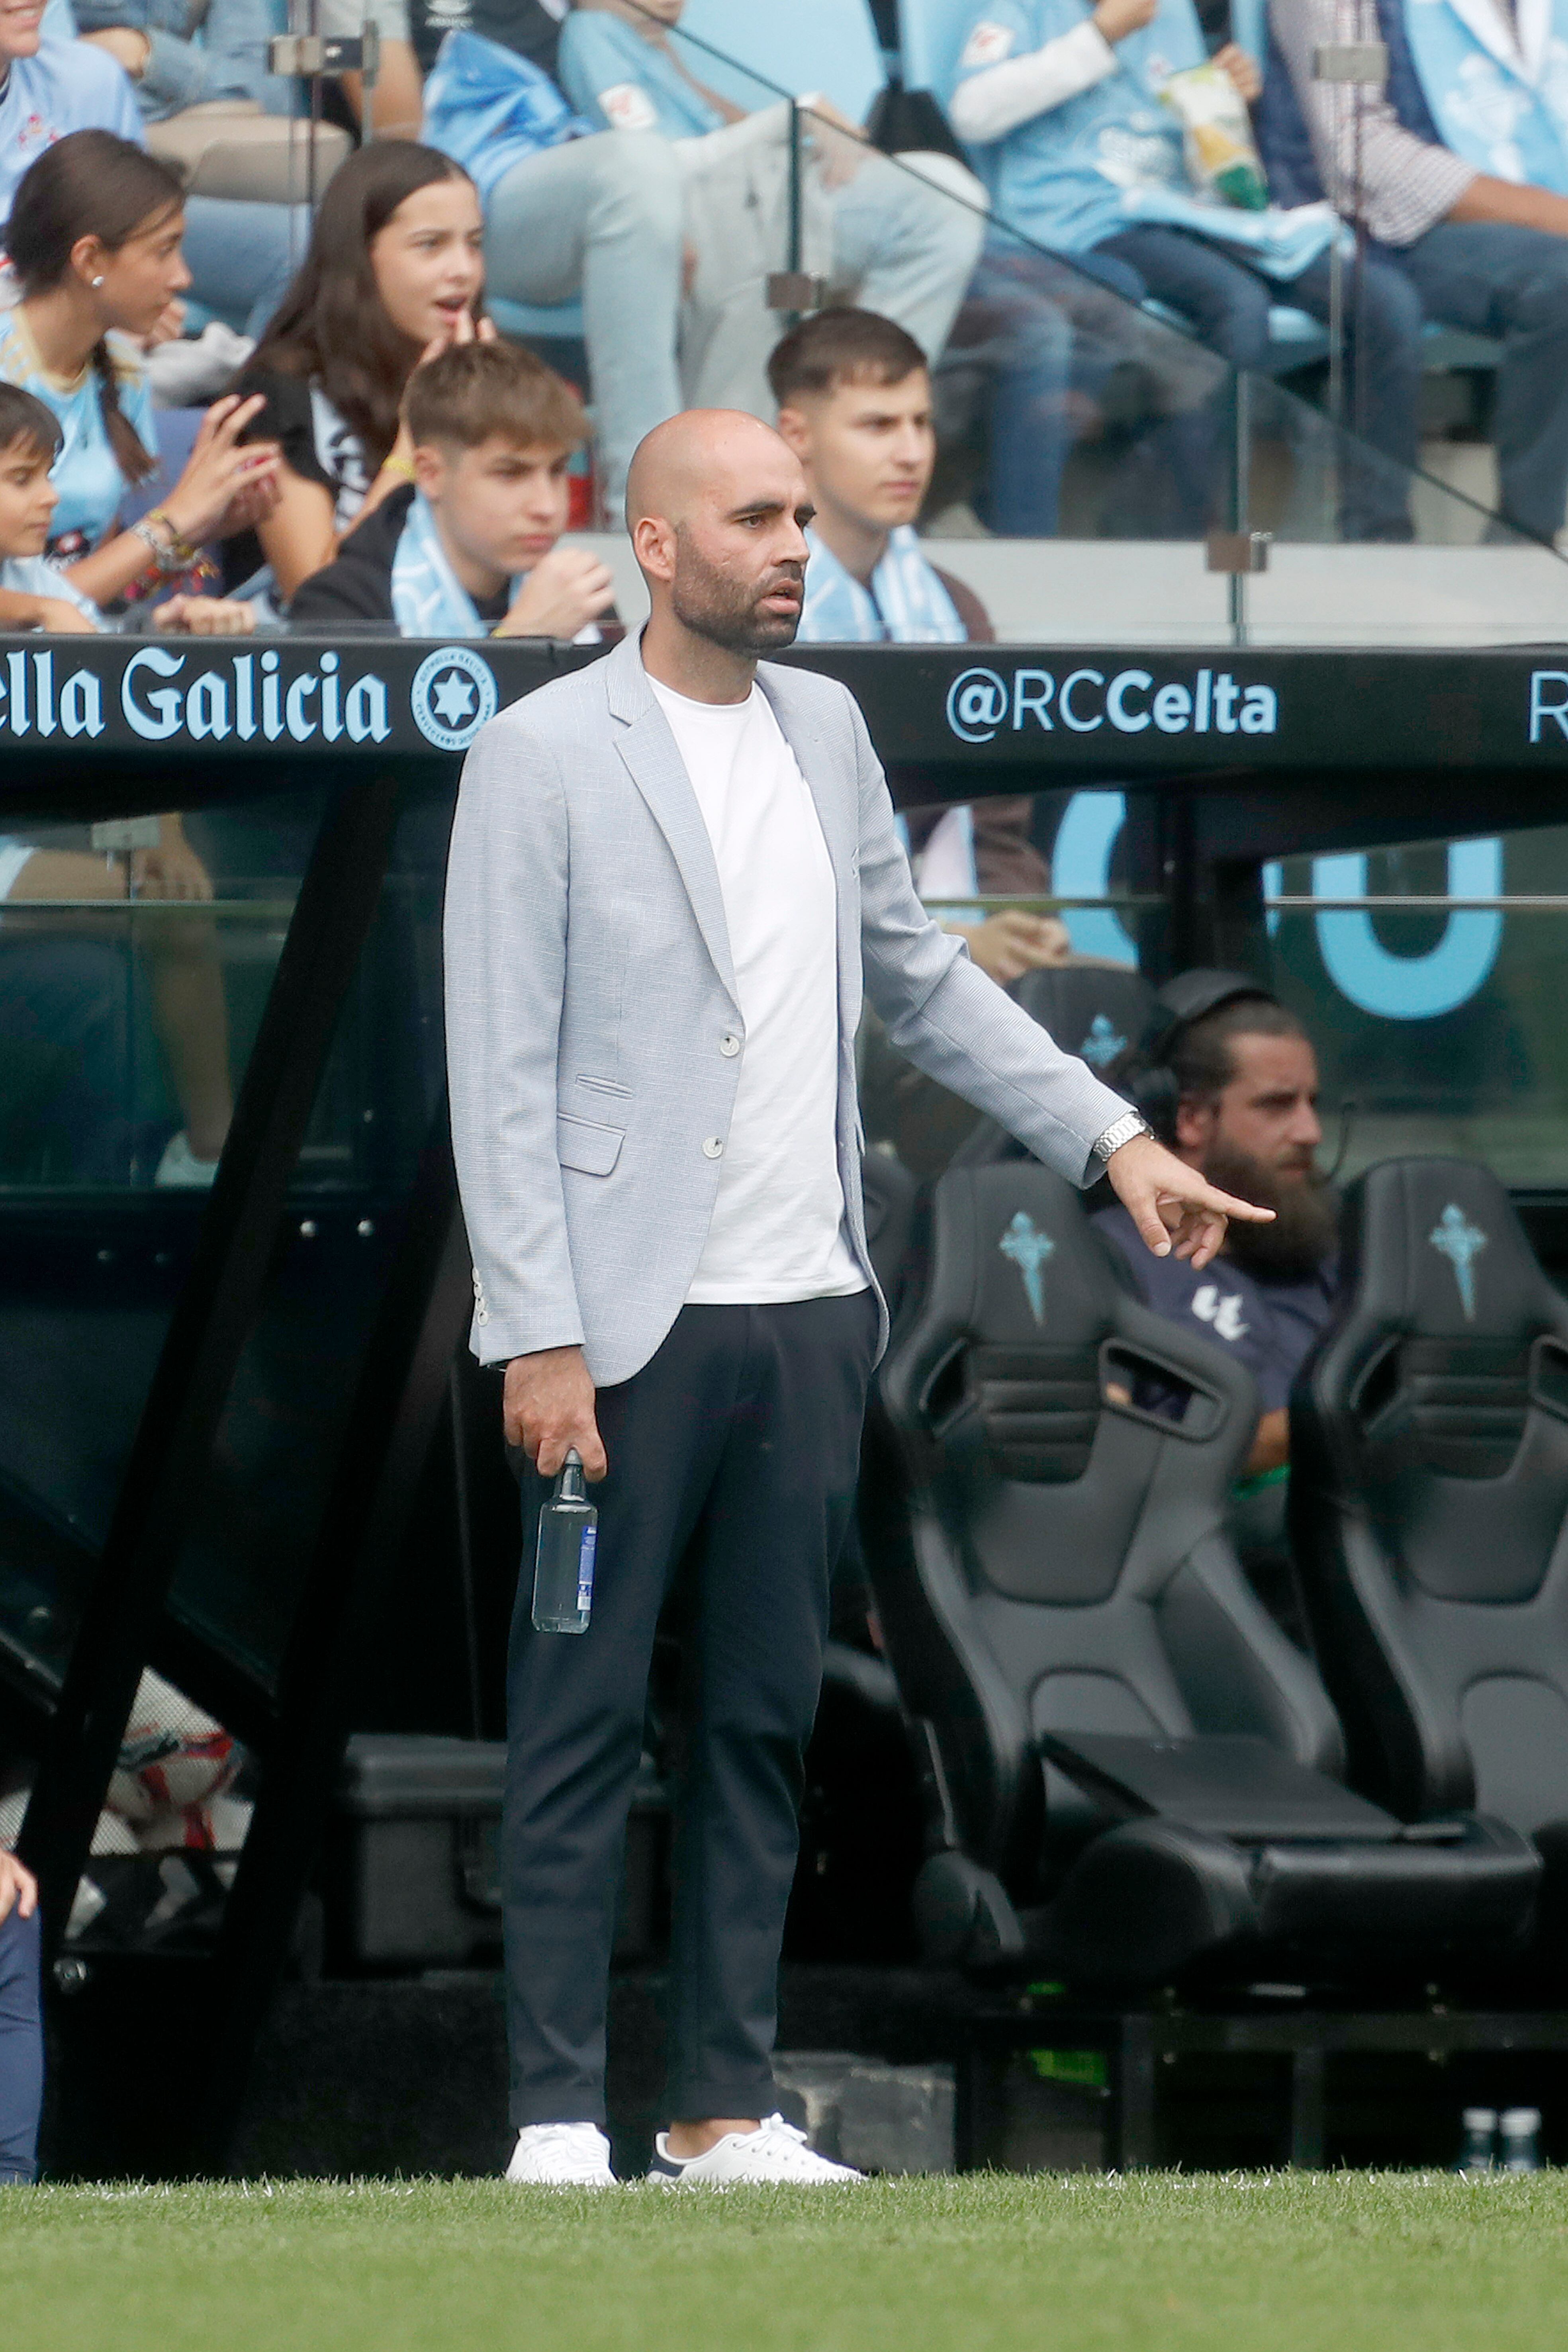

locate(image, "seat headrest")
[[923, 1162, 1121, 1350], [1012, 965, 1156, 1077], [1343, 1159, 1559, 1340]]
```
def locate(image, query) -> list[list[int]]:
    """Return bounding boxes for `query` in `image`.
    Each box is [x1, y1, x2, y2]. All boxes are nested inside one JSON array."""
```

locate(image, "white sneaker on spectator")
[[647, 2113, 864, 2188], [506, 2122, 617, 2187], [155, 1132, 219, 1189]]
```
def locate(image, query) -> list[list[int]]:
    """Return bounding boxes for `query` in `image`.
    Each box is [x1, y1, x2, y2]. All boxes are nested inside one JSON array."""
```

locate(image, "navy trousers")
[[503, 1292, 878, 2128], [0, 1905, 43, 2185], [1096, 225, 1423, 538], [1388, 219, 1568, 543]]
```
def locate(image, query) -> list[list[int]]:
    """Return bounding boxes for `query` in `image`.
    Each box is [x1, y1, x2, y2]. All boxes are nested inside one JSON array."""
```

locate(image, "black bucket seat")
[[1292, 1157, 1568, 1945], [865, 1160, 1539, 1987]]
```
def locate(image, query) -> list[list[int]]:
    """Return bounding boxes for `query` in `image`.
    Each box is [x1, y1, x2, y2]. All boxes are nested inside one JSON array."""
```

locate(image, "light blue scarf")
[[390, 491, 520, 639], [797, 525, 967, 644], [1404, 0, 1568, 195], [969, 0, 1343, 273]]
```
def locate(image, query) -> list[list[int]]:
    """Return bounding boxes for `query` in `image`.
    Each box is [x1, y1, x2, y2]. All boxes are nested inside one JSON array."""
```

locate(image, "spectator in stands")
[[772, 305, 1069, 985], [71, 0, 290, 127], [0, 133, 281, 613], [290, 338, 617, 638], [320, 0, 686, 509], [0, 0, 306, 337], [951, 0, 1424, 534], [0, 1845, 41, 2187], [0, 386, 244, 1188], [1262, 0, 1568, 544], [557, 0, 985, 417], [231, 142, 497, 603], [1094, 980, 1336, 1618]]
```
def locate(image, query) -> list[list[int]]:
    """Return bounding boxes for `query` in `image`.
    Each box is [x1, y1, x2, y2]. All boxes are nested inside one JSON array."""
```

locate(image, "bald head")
[[627, 407, 813, 666], [625, 409, 803, 540]]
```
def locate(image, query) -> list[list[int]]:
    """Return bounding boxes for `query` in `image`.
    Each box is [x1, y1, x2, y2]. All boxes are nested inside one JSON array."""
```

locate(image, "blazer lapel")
[[756, 666, 860, 1037], [606, 639, 739, 1007]]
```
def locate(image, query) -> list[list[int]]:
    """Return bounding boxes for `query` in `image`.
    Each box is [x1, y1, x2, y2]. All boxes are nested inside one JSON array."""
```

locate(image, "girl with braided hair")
[[0, 128, 280, 616]]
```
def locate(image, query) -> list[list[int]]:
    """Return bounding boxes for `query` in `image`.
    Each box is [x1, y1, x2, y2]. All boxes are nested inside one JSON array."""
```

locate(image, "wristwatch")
[[1092, 1109, 1152, 1166]]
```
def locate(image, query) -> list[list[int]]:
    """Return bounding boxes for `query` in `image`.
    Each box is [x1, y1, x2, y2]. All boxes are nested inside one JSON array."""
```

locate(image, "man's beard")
[[1206, 1142, 1340, 1279], [669, 526, 802, 656]]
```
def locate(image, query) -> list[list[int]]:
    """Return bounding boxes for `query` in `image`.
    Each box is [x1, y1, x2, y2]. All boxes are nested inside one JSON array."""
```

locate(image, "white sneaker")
[[647, 2113, 864, 2188], [154, 1132, 219, 1189], [506, 2122, 618, 2187]]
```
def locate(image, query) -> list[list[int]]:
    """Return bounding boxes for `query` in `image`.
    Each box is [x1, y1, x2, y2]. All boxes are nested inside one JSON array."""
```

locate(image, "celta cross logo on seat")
[[999, 1210, 1054, 1325], [1429, 1202, 1488, 1321], [1080, 1013, 1128, 1068]]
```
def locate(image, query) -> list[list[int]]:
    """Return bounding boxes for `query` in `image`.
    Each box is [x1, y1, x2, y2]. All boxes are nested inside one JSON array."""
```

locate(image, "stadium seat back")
[[1292, 1158, 1568, 1830], [948, 963, 1154, 1169], [873, 1161, 1343, 1879], [671, 0, 887, 125]]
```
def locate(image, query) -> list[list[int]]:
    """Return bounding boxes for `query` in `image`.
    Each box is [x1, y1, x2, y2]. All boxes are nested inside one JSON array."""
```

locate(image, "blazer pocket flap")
[[557, 1112, 624, 1177]]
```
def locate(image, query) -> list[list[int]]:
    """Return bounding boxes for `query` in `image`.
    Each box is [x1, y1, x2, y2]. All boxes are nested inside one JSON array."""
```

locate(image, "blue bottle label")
[[576, 1523, 597, 1614]]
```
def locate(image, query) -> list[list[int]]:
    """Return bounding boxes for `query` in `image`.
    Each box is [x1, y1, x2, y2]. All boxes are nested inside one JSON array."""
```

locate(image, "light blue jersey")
[[0, 37, 143, 223], [557, 11, 724, 138], [956, 0, 1339, 273], [0, 306, 157, 549]]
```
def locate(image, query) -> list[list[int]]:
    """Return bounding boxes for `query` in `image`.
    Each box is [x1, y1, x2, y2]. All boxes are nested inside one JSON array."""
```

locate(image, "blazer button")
[[703, 1136, 724, 1159], [720, 1033, 741, 1057]]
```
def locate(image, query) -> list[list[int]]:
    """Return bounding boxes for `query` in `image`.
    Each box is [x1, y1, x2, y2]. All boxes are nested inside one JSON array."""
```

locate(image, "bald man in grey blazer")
[[443, 409, 1267, 2190]]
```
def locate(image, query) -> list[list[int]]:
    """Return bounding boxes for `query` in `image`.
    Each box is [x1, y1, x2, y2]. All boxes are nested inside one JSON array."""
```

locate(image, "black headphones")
[[1119, 969, 1282, 1144]]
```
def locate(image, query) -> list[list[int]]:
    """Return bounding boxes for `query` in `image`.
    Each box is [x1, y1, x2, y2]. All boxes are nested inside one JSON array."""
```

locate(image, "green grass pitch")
[[8, 2173, 1568, 2352]]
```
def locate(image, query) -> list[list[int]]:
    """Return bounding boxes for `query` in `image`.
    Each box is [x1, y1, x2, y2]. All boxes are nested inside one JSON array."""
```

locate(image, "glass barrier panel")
[[1265, 825, 1568, 1188], [161, 778, 453, 1696], [859, 785, 1160, 1174], [544, 11, 1568, 644], [0, 783, 331, 1700]]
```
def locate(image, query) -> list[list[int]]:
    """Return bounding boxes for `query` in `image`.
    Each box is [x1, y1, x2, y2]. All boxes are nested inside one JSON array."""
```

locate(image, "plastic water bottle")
[[1454, 2107, 1496, 2175], [1498, 2107, 1542, 2173], [531, 1449, 597, 1634]]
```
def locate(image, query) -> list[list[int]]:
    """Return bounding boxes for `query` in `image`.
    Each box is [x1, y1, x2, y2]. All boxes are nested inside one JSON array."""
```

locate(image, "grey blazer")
[[443, 632, 1130, 1387]]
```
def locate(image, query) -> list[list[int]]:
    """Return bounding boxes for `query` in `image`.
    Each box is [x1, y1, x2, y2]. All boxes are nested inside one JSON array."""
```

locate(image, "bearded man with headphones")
[[1094, 972, 1339, 1615]]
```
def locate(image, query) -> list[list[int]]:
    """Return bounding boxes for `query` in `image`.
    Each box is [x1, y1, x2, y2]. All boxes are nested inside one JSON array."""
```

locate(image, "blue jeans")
[[483, 131, 684, 510], [72, 0, 294, 122], [181, 194, 309, 341], [1097, 225, 1422, 539], [1388, 219, 1568, 542], [0, 1906, 43, 2186]]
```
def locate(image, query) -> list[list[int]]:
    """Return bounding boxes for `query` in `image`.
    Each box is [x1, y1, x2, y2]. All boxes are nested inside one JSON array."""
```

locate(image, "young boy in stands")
[[771, 306, 1066, 990], [0, 381, 244, 635], [289, 340, 616, 641], [0, 380, 243, 1190]]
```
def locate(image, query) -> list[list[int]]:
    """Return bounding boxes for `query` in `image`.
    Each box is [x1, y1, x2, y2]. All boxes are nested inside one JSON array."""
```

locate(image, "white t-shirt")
[[648, 674, 866, 1307]]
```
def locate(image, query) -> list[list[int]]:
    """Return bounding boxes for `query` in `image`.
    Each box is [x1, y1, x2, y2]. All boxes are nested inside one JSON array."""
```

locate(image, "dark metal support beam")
[[190, 1131, 474, 2173]]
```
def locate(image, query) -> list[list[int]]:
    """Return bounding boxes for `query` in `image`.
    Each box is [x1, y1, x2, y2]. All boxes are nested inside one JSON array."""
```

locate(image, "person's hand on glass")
[[951, 908, 1072, 984], [130, 815, 214, 903], [1212, 41, 1263, 101], [0, 1849, 37, 1925]]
